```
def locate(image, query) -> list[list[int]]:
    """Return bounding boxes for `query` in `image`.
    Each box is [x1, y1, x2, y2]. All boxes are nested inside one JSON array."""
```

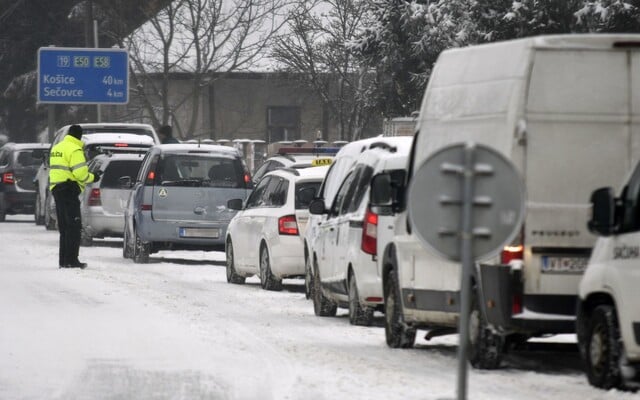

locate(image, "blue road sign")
[[38, 47, 129, 104]]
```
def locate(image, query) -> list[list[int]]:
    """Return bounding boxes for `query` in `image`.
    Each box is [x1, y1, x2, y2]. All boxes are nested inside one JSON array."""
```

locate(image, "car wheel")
[[585, 305, 624, 389], [259, 244, 282, 291], [34, 191, 44, 225], [226, 238, 245, 284], [122, 223, 133, 259], [0, 210, 5, 222], [384, 268, 416, 348], [132, 225, 150, 264], [80, 228, 93, 247], [468, 292, 504, 369], [312, 256, 337, 317], [348, 271, 373, 326], [304, 249, 313, 300]]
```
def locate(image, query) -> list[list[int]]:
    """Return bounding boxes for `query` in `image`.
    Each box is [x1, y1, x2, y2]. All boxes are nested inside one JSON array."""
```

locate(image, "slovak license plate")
[[179, 227, 219, 238], [541, 256, 588, 273]]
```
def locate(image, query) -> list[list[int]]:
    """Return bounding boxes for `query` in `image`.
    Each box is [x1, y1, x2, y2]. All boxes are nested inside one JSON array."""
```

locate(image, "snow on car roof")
[[158, 143, 241, 156], [82, 133, 155, 145]]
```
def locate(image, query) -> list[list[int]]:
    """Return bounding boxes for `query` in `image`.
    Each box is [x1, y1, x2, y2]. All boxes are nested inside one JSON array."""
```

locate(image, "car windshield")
[[158, 154, 245, 188]]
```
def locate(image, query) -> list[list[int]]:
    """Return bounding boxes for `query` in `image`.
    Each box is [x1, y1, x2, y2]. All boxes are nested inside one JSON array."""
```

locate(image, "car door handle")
[[329, 227, 334, 231], [194, 206, 206, 215]]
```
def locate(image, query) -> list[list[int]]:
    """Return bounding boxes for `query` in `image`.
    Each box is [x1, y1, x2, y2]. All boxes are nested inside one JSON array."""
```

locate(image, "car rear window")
[[157, 154, 246, 188], [15, 150, 42, 167], [83, 127, 155, 139], [295, 181, 321, 209], [85, 143, 152, 160], [102, 160, 144, 188]]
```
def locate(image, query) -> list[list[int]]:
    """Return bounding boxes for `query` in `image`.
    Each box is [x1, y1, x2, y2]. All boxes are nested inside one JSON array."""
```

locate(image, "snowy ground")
[[0, 215, 636, 400]]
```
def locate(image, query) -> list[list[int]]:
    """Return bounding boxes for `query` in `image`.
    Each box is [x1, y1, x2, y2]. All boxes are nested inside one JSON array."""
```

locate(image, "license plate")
[[541, 256, 588, 273], [179, 227, 219, 238], [311, 158, 333, 166]]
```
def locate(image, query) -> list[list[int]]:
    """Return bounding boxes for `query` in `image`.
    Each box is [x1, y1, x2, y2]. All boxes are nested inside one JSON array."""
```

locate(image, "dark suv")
[[0, 142, 50, 222]]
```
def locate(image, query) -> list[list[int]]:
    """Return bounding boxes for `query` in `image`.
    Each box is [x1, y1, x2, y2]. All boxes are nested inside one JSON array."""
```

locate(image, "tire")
[[80, 228, 93, 247], [259, 244, 282, 291], [384, 268, 416, 348], [226, 238, 245, 284], [585, 305, 624, 390], [304, 249, 313, 300], [122, 222, 133, 259], [312, 256, 337, 317], [348, 271, 373, 326], [468, 293, 504, 369], [132, 225, 150, 264], [0, 211, 5, 222], [34, 191, 44, 225]]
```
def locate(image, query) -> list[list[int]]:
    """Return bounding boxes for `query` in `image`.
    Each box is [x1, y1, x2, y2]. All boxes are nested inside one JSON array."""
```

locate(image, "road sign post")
[[407, 142, 525, 400], [37, 47, 129, 105]]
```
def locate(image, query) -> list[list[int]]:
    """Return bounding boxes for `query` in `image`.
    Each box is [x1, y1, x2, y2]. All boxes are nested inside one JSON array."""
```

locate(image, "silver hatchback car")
[[80, 153, 146, 246], [123, 144, 252, 263]]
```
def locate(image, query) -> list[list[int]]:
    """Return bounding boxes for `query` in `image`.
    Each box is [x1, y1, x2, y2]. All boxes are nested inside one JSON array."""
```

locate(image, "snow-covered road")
[[0, 215, 634, 400]]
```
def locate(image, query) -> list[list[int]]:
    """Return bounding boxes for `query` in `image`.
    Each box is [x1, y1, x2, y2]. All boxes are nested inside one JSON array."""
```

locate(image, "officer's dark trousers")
[[51, 181, 82, 266]]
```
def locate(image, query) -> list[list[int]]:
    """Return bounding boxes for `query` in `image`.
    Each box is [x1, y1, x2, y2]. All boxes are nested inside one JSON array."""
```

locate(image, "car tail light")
[[361, 208, 378, 255], [278, 214, 299, 235], [141, 204, 152, 211], [145, 171, 155, 185], [2, 172, 14, 184], [512, 293, 523, 315], [114, 143, 129, 147], [88, 188, 101, 206], [244, 173, 251, 184]]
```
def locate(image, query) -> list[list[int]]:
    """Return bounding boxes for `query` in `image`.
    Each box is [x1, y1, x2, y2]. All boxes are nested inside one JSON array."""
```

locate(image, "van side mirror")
[[308, 198, 326, 215], [227, 198, 244, 211], [588, 187, 616, 236]]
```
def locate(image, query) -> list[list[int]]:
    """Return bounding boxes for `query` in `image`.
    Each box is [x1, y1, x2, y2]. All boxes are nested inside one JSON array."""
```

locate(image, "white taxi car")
[[225, 166, 328, 290]]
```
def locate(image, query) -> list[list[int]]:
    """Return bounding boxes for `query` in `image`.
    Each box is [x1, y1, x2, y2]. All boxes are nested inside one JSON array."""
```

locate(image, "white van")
[[577, 166, 640, 391], [371, 34, 640, 368], [308, 138, 412, 325]]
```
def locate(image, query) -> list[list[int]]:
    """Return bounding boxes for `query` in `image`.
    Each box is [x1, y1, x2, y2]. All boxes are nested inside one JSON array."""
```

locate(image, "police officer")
[[48, 125, 100, 269]]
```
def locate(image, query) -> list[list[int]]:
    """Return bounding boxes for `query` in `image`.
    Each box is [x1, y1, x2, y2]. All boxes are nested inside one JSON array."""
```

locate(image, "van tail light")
[[501, 245, 523, 264], [361, 208, 378, 255], [141, 204, 152, 211], [278, 214, 299, 235], [501, 228, 524, 264], [244, 173, 251, 184], [88, 188, 101, 206], [2, 172, 14, 184], [512, 293, 523, 315]]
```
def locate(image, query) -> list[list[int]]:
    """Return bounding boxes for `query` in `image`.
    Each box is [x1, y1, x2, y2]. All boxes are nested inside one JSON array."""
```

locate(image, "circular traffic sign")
[[407, 142, 525, 262]]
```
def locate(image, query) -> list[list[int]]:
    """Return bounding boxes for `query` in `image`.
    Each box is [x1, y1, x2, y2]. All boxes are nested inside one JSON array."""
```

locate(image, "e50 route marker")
[[37, 47, 129, 104]]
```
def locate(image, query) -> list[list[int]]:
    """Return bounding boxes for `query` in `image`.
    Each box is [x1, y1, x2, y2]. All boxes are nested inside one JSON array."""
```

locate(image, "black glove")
[[92, 171, 102, 183]]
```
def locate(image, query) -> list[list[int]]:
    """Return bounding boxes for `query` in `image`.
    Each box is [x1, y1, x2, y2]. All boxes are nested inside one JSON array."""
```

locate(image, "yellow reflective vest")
[[48, 135, 95, 192]]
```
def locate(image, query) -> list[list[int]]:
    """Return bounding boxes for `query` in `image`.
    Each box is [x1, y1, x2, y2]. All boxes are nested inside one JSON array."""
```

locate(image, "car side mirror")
[[588, 187, 616, 236], [227, 198, 244, 210], [119, 176, 133, 189], [308, 198, 326, 215]]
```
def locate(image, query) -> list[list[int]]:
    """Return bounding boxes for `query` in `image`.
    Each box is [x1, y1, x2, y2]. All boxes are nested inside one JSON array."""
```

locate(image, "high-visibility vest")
[[48, 135, 94, 192]]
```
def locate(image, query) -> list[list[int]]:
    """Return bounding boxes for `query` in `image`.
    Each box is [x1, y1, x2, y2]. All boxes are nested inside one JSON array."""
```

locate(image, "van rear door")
[[524, 48, 636, 294]]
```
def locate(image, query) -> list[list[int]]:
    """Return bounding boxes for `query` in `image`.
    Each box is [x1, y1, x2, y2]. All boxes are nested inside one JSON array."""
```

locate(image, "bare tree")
[[121, 0, 294, 139], [271, 0, 375, 141]]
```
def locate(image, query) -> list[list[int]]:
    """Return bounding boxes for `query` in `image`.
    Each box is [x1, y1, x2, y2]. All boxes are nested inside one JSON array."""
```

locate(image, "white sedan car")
[[225, 166, 328, 290]]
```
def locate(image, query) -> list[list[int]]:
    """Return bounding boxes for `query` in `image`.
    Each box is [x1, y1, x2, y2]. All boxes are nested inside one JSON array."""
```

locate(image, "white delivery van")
[[576, 165, 640, 391], [371, 34, 640, 369]]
